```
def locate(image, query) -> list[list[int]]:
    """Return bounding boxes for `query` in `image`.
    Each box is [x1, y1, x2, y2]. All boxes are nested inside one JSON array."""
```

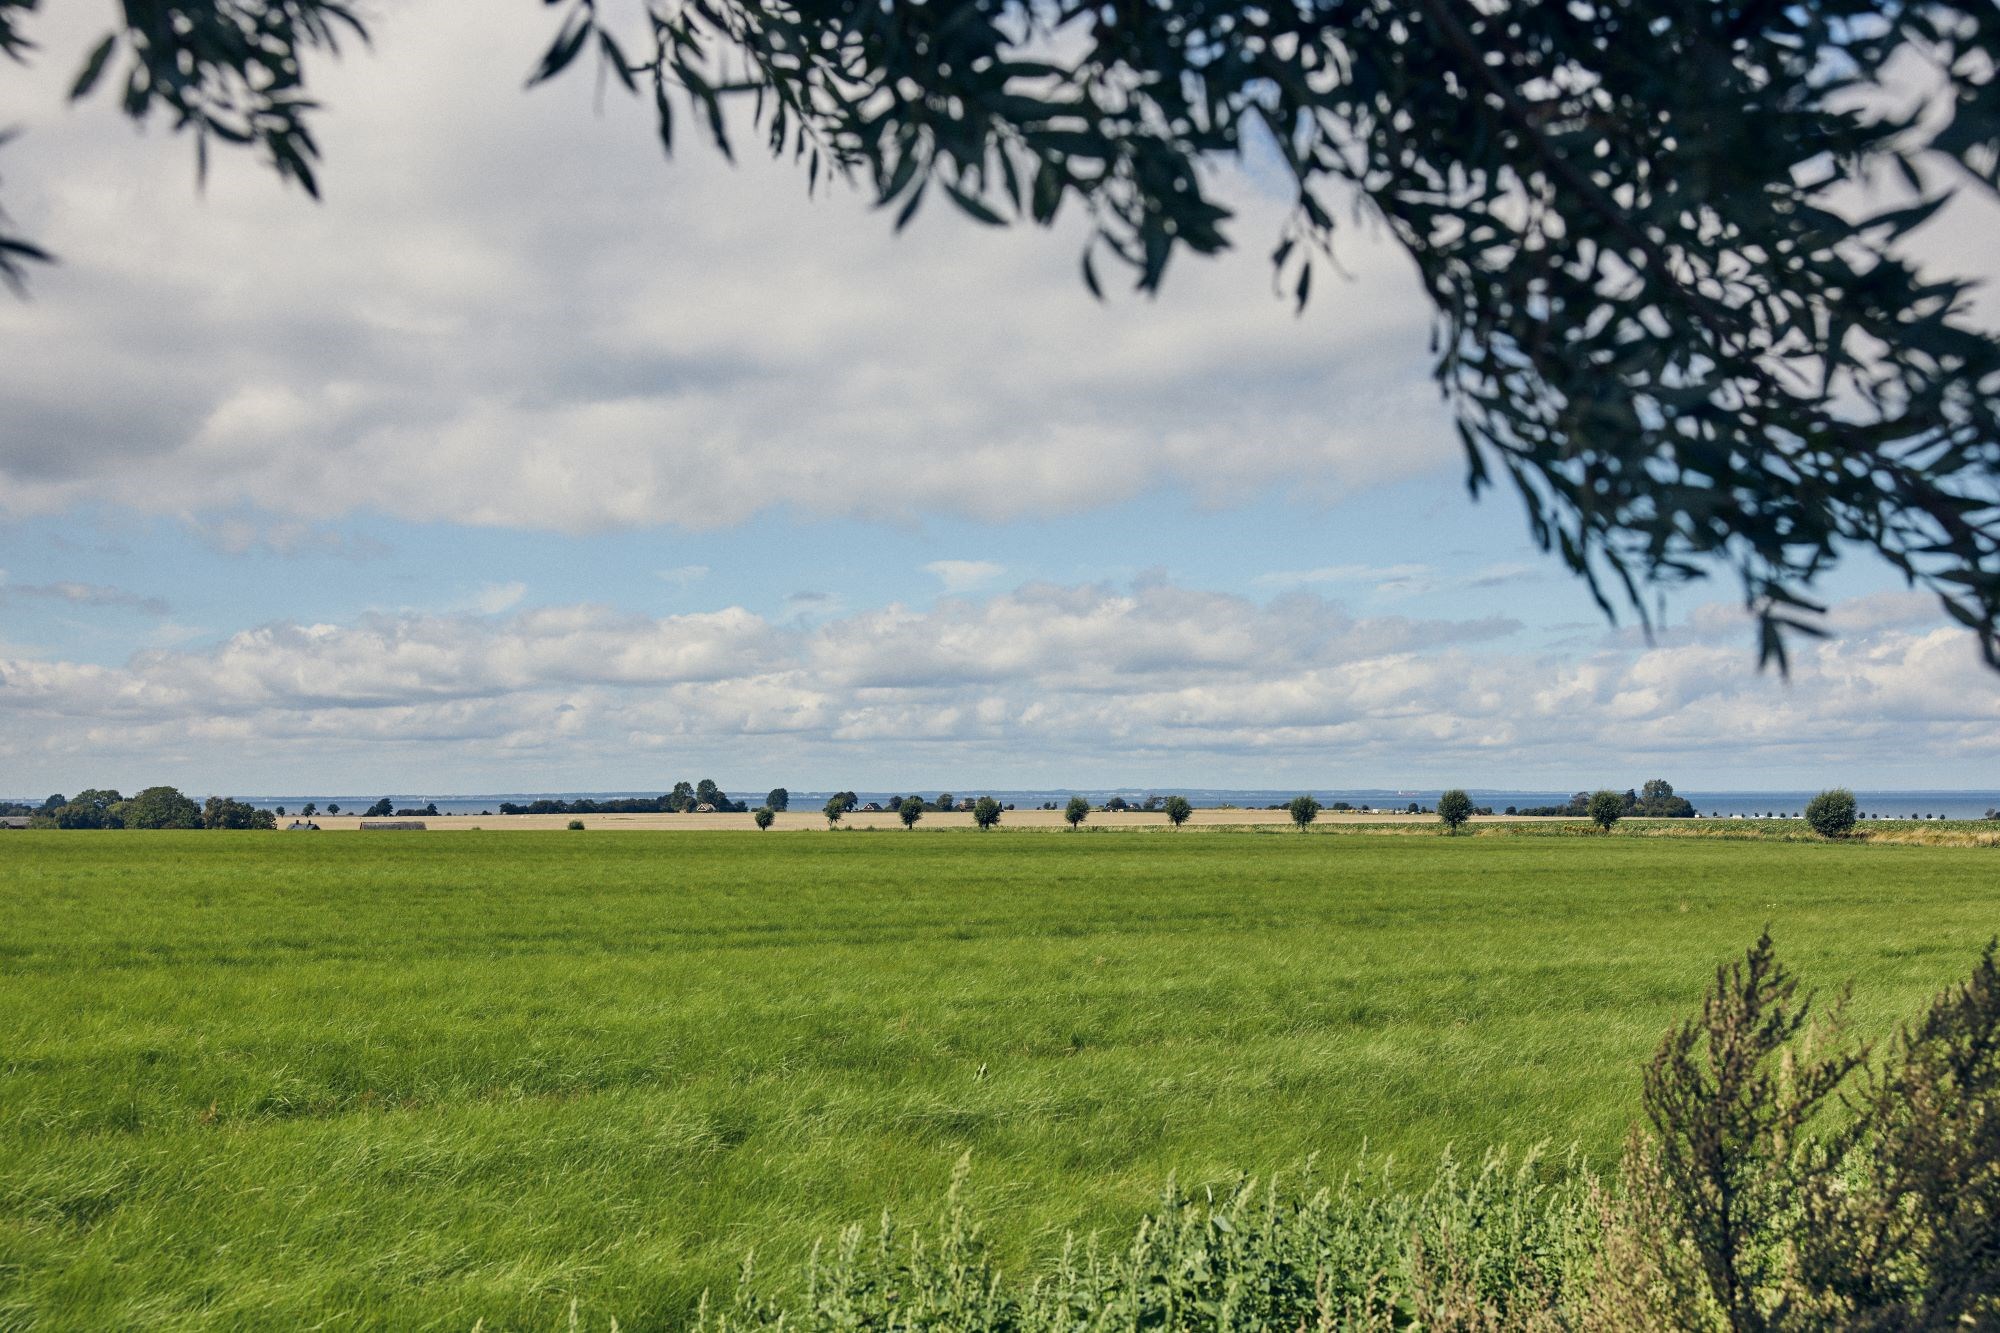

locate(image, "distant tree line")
[[1512, 779, 1696, 819], [497, 779, 748, 815], [17, 788, 276, 829]]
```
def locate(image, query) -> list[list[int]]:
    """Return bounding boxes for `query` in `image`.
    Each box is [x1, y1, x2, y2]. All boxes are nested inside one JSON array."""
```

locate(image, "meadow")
[[0, 829, 1994, 1328]]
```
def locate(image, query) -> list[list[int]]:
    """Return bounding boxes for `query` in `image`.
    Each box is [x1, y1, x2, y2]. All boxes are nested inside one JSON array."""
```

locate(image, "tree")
[[325, 803, 340, 816], [823, 796, 845, 829], [1637, 779, 1697, 819], [364, 798, 394, 818], [1063, 795, 1090, 830], [1588, 790, 1625, 834], [668, 781, 697, 813], [753, 806, 775, 830], [1287, 794, 1321, 831], [1805, 788, 1859, 840], [1437, 789, 1474, 835], [125, 785, 201, 830], [1163, 795, 1192, 829], [14, 4, 2000, 666], [765, 788, 789, 812], [972, 795, 1002, 830], [53, 789, 125, 829], [37, 794, 64, 815], [300, 802, 317, 817], [203, 796, 275, 830], [899, 799, 923, 830]]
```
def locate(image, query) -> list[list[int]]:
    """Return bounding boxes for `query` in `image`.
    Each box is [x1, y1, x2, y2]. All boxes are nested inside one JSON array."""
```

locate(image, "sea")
[[97, 787, 2000, 820]]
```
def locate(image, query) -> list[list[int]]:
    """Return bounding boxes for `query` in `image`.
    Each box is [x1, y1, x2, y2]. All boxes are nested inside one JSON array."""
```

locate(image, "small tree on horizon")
[[765, 787, 789, 812], [1064, 795, 1090, 830], [1805, 788, 1858, 839], [1438, 789, 1474, 834], [823, 796, 845, 829], [1163, 795, 1192, 829], [900, 799, 923, 830], [1287, 794, 1321, 831], [753, 807, 775, 830], [973, 796, 1002, 830], [1588, 790, 1624, 833]]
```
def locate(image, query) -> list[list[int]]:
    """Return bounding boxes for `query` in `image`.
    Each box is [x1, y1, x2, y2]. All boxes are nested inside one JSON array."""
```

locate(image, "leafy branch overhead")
[[11, 0, 2000, 666]]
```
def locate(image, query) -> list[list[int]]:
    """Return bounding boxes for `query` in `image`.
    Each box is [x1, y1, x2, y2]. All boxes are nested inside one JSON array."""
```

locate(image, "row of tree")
[[17, 788, 277, 829], [497, 780, 759, 815], [1512, 780, 1698, 819]]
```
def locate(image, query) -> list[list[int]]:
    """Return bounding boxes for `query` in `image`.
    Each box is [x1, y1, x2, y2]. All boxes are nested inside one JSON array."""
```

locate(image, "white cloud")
[[0, 5, 1456, 538], [0, 582, 1990, 789], [470, 582, 528, 615], [925, 560, 1006, 593]]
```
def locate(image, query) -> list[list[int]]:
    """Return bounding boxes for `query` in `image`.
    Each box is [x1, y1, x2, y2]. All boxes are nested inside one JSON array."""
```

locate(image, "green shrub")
[[566, 819, 585, 831], [1438, 789, 1473, 834], [1287, 794, 1321, 830], [1064, 795, 1089, 830], [753, 808, 775, 830], [1163, 794, 1192, 827], [1804, 788, 1858, 839], [972, 796, 1003, 830], [1587, 790, 1624, 833]]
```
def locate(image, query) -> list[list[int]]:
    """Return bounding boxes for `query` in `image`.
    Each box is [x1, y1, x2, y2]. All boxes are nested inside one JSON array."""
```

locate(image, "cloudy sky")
[[1, 3, 1996, 796]]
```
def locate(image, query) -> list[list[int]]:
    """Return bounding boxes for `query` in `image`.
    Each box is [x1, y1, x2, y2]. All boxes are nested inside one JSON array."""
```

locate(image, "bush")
[[752, 807, 775, 830], [1437, 789, 1474, 833], [900, 799, 923, 830], [1804, 787, 1858, 839], [972, 796, 1002, 830], [566, 819, 585, 830], [1587, 790, 1624, 832], [1609, 933, 2000, 1329], [1163, 794, 1192, 828], [1064, 795, 1090, 830], [822, 797, 845, 829], [1287, 794, 1320, 830]]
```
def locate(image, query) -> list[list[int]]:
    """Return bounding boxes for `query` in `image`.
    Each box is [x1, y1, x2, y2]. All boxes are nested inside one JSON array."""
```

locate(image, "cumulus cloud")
[[0, 4, 1456, 538], [925, 560, 1006, 593], [1, 581, 1991, 789]]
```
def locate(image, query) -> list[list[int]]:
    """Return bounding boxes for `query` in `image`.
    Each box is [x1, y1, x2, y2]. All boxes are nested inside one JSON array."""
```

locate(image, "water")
[[113, 787, 2000, 820]]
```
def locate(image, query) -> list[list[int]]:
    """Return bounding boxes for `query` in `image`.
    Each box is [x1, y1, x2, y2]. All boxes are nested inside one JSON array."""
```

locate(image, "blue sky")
[[0, 5, 1994, 795]]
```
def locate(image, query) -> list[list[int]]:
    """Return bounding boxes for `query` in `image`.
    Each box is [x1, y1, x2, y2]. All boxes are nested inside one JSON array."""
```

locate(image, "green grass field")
[[1, 830, 1993, 1328]]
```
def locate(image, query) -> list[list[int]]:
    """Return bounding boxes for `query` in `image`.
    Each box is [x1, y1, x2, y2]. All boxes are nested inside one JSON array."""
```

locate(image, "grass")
[[0, 829, 1994, 1328]]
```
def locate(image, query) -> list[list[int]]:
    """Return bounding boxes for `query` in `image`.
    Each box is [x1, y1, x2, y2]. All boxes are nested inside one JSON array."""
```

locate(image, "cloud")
[[470, 582, 528, 615], [925, 560, 1006, 593], [0, 579, 169, 616], [0, 580, 1989, 789], [1254, 564, 1434, 596], [0, 5, 1456, 539], [656, 564, 710, 587]]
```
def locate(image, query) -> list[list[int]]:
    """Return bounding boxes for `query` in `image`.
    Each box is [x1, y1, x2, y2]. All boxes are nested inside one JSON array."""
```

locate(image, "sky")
[[1, 3, 1996, 796]]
